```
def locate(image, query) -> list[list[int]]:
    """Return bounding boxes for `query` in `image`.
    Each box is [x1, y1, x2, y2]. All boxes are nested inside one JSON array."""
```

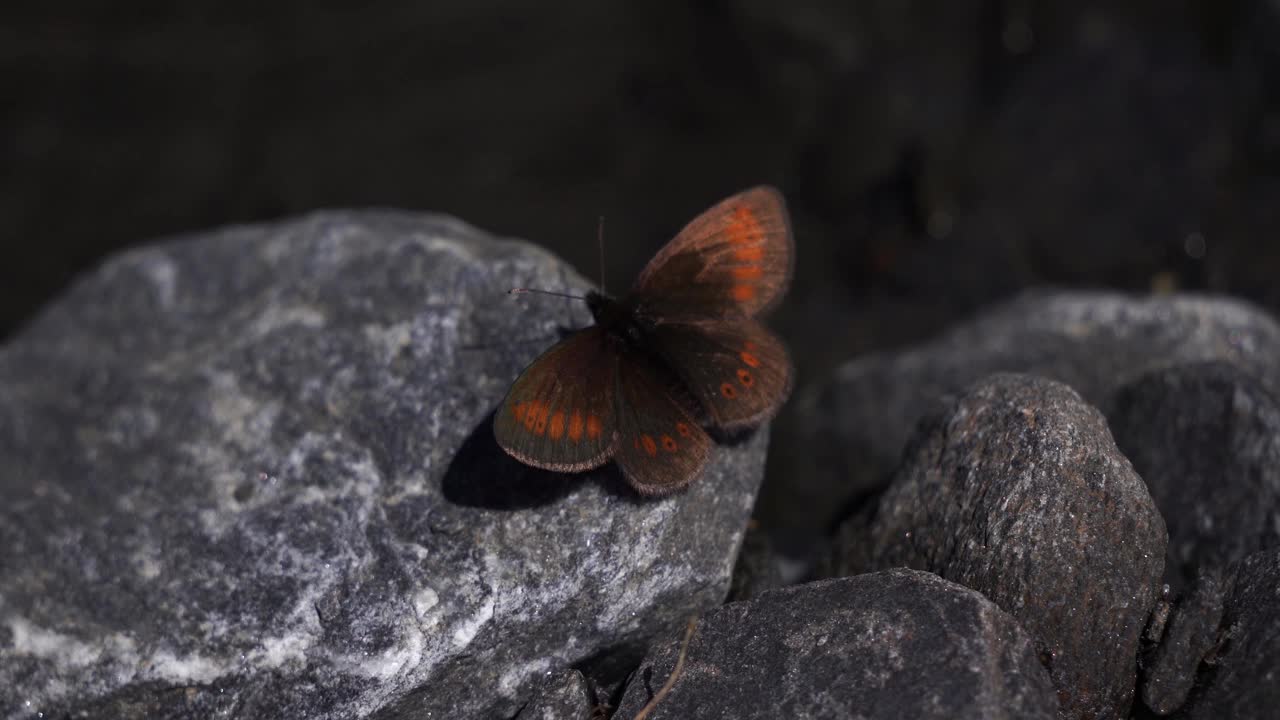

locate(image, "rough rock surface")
[[725, 524, 783, 603], [1109, 361, 1280, 594], [513, 669, 594, 720], [1139, 570, 1227, 715], [0, 211, 768, 719], [1181, 549, 1280, 719], [612, 569, 1060, 720], [825, 374, 1167, 719], [777, 291, 1280, 542]]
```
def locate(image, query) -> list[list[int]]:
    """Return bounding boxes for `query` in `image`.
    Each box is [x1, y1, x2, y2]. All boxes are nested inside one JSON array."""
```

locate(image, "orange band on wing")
[[641, 434, 658, 456], [727, 206, 760, 245]]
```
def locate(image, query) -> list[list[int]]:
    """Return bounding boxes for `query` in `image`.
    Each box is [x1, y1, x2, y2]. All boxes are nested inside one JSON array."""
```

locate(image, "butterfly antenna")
[[506, 215, 605, 301], [597, 215, 607, 295], [507, 288, 587, 301]]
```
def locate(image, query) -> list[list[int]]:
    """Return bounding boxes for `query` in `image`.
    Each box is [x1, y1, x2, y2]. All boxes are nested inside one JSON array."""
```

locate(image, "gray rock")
[[781, 291, 1280, 544], [725, 523, 783, 603], [1140, 570, 1227, 716], [825, 374, 1167, 720], [514, 669, 595, 720], [0, 211, 768, 718], [1181, 549, 1280, 719], [612, 569, 1060, 720], [1109, 362, 1280, 594]]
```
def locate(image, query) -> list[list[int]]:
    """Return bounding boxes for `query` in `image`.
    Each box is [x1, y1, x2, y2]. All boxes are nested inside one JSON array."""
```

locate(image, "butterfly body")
[[495, 186, 794, 495], [585, 291, 652, 350]]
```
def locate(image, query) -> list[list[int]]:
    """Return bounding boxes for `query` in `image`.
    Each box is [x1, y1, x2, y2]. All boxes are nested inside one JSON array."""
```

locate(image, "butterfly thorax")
[[586, 290, 654, 350]]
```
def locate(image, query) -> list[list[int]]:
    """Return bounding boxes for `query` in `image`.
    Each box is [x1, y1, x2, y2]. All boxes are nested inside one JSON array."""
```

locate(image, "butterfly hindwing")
[[650, 319, 792, 432], [632, 185, 793, 319], [613, 361, 712, 495], [493, 326, 619, 472]]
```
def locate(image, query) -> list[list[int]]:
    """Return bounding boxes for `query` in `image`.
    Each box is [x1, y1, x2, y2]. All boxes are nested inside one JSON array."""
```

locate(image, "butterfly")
[[493, 186, 794, 495]]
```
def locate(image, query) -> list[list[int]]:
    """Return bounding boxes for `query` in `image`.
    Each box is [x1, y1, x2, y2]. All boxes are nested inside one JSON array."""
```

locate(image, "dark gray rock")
[[514, 669, 594, 720], [1181, 549, 1280, 719], [1109, 362, 1280, 594], [0, 211, 768, 719], [1140, 570, 1227, 716], [725, 523, 783, 603], [826, 374, 1167, 720], [612, 569, 1060, 720], [780, 291, 1280, 544]]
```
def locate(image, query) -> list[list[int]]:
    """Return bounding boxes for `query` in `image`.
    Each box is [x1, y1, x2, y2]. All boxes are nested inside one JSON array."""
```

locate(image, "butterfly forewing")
[[650, 320, 792, 431], [613, 361, 712, 495], [632, 186, 792, 319], [494, 327, 619, 472]]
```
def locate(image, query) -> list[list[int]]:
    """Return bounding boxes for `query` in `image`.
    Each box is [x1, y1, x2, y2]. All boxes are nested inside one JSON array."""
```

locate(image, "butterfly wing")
[[649, 319, 792, 432], [613, 361, 713, 495], [632, 185, 793, 319], [493, 326, 619, 472]]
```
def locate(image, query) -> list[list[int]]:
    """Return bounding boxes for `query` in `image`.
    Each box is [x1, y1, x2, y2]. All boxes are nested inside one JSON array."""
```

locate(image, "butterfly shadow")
[[442, 409, 647, 511], [705, 424, 762, 448]]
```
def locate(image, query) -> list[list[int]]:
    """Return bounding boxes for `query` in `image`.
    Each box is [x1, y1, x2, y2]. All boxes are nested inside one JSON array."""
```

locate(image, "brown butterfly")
[[493, 186, 794, 495]]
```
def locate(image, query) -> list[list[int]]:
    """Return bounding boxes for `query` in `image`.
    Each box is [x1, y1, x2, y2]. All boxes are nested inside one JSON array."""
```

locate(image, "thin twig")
[[632, 617, 698, 720]]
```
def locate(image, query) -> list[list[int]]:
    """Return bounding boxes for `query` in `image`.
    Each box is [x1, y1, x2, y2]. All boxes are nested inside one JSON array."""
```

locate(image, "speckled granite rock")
[[779, 291, 1280, 543], [1110, 361, 1280, 594], [824, 374, 1167, 720], [612, 569, 1060, 720], [1180, 549, 1280, 719], [0, 211, 768, 719]]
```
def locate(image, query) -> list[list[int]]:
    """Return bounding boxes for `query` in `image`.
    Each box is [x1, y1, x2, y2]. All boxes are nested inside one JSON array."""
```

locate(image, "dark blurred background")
[[4, 1, 1279, 544]]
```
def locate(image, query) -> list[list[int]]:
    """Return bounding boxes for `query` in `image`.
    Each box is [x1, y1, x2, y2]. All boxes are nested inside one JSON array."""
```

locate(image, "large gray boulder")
[[0, 211, 768, 718]]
